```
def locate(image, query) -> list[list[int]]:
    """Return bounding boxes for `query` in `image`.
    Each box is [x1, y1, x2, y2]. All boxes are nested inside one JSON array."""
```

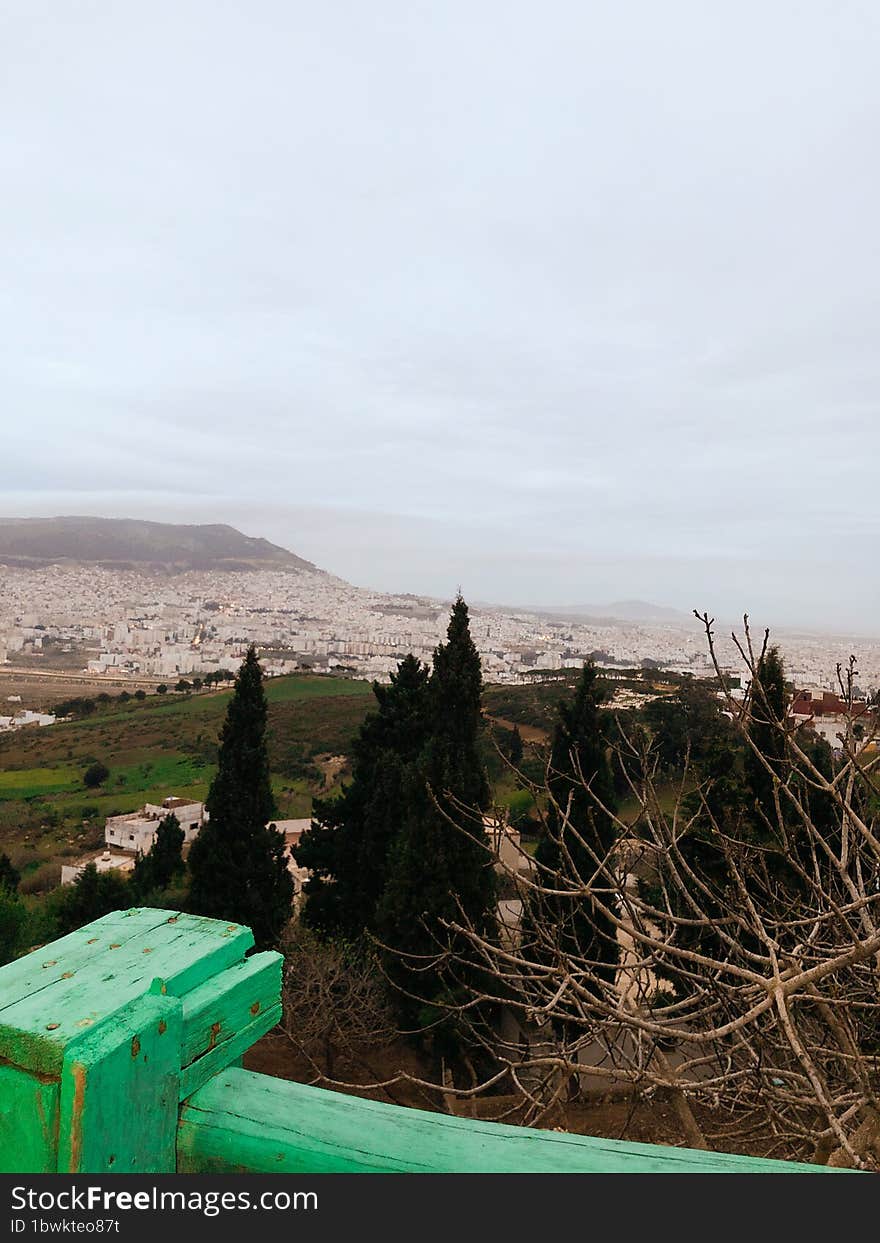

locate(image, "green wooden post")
[[0, 908, 281, 1173]]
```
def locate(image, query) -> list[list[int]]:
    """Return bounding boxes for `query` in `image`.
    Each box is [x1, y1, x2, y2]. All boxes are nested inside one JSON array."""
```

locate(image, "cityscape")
[[2, 556, 879, 723]]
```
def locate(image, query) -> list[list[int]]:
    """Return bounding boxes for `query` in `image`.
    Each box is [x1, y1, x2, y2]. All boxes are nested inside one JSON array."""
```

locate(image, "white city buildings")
[[0, 563, 878, 695]]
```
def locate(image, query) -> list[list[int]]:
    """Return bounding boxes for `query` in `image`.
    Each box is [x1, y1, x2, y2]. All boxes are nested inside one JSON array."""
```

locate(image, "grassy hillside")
[[0, 674, 374, 884], [0, 666, 661, 891]]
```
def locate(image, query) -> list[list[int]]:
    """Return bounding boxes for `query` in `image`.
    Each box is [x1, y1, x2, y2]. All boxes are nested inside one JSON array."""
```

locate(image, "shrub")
[[83, 761, 110, 788]]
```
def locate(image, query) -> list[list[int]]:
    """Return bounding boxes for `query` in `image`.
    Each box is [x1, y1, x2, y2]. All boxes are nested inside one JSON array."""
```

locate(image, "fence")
[[0, 908, 842, 1174]]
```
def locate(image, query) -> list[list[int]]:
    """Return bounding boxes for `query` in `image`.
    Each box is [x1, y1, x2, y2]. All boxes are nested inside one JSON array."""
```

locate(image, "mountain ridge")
[[0, 516, 317, 573]]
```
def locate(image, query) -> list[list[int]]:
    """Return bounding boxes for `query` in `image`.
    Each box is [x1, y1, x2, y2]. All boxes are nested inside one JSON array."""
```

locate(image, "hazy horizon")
[[4, 2, 880, 632]]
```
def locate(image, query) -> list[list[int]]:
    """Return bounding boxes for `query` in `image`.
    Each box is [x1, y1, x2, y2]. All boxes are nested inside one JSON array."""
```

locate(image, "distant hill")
[[524, 599, 691, 625], [0, 517, 317, 573]]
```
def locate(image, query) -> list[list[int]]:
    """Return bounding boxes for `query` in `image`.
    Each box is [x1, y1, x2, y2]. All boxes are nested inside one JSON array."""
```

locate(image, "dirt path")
[[484, 714, 550, 744]]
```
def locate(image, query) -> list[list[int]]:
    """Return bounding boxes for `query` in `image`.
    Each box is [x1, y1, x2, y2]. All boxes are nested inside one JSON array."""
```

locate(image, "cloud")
[[1, 0, 879, 631]]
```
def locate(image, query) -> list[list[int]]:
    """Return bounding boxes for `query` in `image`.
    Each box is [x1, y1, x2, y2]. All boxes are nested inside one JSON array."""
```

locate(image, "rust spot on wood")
[[142, 947, 152, 954], [109, 943, 120, 949], [36, 1089, 53, 1150], [158, 1020, 167, 1035], [250, 1001, 260, 1016], [76, 1019, 93, 1028], [69, 1063, 86, 1172], [45, 1023, 60, 1031], [87, 938, 98, 944], [208, 1021, 221, 1049], [42, 961, 57, 968], [131, 1035, 141, 1058], [226, 925, 237, 931], [167, 916, 179, 923], [61, 971, 73, 979]]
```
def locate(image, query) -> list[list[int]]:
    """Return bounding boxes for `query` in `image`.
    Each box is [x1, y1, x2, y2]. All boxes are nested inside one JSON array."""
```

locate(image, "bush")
[[55, 697, 96, 719], [48, 865, 130, 937], [0, 853, 20, 893], [18, 861, 61, 895], [0, 889, 28, 966], [83, 761, 110, 788]]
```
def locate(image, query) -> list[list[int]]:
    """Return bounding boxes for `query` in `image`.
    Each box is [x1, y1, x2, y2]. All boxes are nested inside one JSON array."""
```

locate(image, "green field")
[[0, 667, 648, 878], [0, 674, 376, 869]]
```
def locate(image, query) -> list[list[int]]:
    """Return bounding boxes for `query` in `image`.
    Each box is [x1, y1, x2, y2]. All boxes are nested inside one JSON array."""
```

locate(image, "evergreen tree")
[[744, 648, 840, 893], [51, 864, 130, 937], [744, 645, 788, 837], [533, 661, 620, 983], [658, 649, 809, 985], [295, 653, 431, 939], [0, 852, 20, 893], [508, 724, 524, 766], [377, 597, 496, 1008], [130, 813, 184, 900], [0, 888, 27, 966], [643, 680, 729, 773], [188, 646, 293, 948]]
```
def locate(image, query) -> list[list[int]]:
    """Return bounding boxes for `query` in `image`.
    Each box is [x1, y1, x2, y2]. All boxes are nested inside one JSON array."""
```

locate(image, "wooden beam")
[[177, 1068, 846, 1174]]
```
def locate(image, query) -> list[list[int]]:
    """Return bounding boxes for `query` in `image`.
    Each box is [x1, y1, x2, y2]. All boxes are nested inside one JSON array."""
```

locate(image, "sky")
[[2, 1, 879, 632]]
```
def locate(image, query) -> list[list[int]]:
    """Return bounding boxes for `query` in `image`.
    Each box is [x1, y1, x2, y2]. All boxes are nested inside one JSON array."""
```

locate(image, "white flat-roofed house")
[[484, 814, 531, 874], [61, 849, 136, 885], [143, 798, 206, 839], [104, 796, 208, 854]]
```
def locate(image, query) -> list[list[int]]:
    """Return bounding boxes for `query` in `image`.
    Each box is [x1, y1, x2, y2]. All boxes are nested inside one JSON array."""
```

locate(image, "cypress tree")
[[533, 661, 620, 983], [130, 813, 184, 900], [296, 653, 431, 938], [508, 724, 524, 766], [188, 646, 293, 948], [744, 644, 788, 837], [377, 596, 496, 1007]]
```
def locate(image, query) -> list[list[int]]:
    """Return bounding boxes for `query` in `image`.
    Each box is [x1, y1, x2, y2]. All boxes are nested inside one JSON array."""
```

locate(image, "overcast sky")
[[2, 1, 879, 631]]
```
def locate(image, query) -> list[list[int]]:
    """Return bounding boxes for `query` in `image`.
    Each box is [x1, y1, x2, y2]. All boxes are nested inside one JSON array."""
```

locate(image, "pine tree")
[[377, 597, 496, 1008], [533, 661, 620, 983], [188, 646, 293, 948], [130, 813, 184, 900], [295, 653, 431, 938]]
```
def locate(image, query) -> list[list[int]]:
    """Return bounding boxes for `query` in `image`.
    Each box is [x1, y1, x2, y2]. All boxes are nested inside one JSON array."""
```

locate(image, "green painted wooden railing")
[[0, 909, 843, 1174]]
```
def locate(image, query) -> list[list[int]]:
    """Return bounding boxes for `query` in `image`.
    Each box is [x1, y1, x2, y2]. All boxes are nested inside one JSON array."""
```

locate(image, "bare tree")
[[280, 924, 398, 1084], [393, 616, 880, 1167]]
